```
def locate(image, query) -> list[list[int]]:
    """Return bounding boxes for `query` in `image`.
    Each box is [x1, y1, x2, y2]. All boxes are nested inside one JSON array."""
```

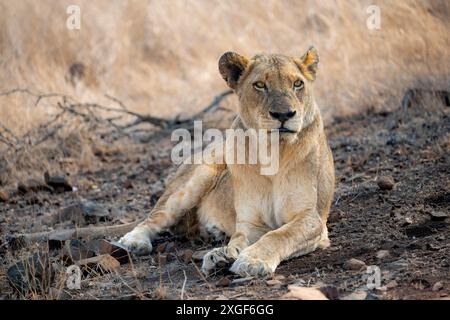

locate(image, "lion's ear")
[[297, 46, 319, 81], [218, 52, 249, 89]]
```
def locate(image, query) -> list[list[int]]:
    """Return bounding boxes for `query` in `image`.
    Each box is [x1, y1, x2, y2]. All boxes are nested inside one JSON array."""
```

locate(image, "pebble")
[[344, 258, 367, 270], [432, 281, 443, 292], [266, 279, 282, 286], [0, 189, 9, 202], [376, 250, 391, 259], [377, 176, 395, 190]]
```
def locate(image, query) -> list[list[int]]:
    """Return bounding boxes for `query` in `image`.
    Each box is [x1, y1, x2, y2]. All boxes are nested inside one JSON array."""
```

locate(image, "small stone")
[[156, 243, 166, 253], [96, 240, 130, 264], [231, 277, 254, 286], [432, 281, 443, 292], [274, 275, 285, 281], [386, 280, 398, 289], [179, 249, 193, 263], [429, 211, 448, 221], [319, 285, 340, 300], [376, 250, 391, 259], [7, 252, 53, 295], [282, 285, 328, 300], [344, 258, 367, 270], [328, 209, 343, 223], [266, 279, 282, 286], [157, 253, 176, 266], [216, 277, 231, 287], [76, 254, 120, 274], [215, 295, 229, 300], [0, 189, 9, 202], [377, 176, 395, 191], [164, 242, 176, 253], [44, 172, 72, 192], [124, 180, 134, 189], [18, 179, 51, 194], [80, 201, 111, 222], [192, 249, 209, 262]]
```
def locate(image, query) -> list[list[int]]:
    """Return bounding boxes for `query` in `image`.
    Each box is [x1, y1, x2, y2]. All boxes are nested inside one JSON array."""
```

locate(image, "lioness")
[[119, 47, 335, 277]]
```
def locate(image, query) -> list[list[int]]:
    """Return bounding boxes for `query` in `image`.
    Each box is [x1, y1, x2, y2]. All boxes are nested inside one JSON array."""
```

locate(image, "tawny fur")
[[119, 48, 335, 277]]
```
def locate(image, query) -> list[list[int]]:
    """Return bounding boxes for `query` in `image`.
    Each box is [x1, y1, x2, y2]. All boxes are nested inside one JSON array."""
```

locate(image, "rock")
[[80, 201, 111, 223], [7, 252, 53, 295], [386, 259, 409, 270], [76, 254, 120, 274], [341, 290, 368, 300], [0, 189, 9, 202], [386, 280, 398, 290], [376, 250, 391, 259], [344, 258, 367, 270], [216, 277, 231, 287], [44, 172, 72, 192], [274, 275, 285, 281], [328, 209, 343, 223], [179, 249, 193, 263], [52, 201, 111, 225], [164, 242, 176, 253], [95, 239, 130, 265], [215, 295, 229, 300], [428, 211, 448, 221], [319, 285, 340, 300], [192, 249, 209, 262], [157, 253, 176, 266], [123, 180, 134, 189], [266, 279, 282, 286], [432, 281, 443, 291], [156, 243, 166, 253], [18, 179, 52, 194], [377, 176, 395, 191], [231, 277, 254, 286], [53, 204, 84, 224], [282, 285, 328, 300]]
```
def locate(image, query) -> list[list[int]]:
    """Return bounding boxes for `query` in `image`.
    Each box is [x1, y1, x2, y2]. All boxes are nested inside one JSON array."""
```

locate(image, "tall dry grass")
[[0, 0, 449, 184]]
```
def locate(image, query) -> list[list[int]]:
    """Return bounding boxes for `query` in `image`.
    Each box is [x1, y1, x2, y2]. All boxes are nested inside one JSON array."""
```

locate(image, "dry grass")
[[0, 0, 449, 184]]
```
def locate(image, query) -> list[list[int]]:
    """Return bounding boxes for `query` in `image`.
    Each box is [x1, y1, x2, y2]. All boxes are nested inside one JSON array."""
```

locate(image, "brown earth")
[[0, 92, 449, 300]]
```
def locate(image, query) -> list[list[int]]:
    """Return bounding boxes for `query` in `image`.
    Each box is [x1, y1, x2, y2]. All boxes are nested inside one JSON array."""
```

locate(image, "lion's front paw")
[[229, 253, 275, 277], [119, 229, 153, 255], [201, 247, 234, 275]]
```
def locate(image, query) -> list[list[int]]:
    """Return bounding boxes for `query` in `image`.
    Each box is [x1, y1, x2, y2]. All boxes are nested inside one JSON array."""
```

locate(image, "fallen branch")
[[7, 220, 142, 249]]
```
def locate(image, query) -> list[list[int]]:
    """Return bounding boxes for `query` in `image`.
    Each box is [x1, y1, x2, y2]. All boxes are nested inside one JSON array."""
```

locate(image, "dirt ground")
[[0, 91, 449, 300]]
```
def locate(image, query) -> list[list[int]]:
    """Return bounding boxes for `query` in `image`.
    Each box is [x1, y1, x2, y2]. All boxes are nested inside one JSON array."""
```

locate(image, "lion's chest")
[[231, 165, 311, 229]]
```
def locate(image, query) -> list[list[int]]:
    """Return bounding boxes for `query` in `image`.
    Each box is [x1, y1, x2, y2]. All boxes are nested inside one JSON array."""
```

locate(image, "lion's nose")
[[269, 110, 296, 122]]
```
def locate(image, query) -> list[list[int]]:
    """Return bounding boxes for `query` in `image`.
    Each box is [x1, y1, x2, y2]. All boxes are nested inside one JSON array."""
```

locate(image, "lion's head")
[[219, 48, 319, 143]]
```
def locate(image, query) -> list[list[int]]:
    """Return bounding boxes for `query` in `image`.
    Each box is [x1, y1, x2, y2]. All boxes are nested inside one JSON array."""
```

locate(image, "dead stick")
[[7, 220, 142, 249]]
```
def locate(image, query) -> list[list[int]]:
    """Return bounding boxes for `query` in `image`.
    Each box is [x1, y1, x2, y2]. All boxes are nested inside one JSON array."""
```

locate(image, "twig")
[[181, 270, 187, 300], [7, 220, 142, 249]]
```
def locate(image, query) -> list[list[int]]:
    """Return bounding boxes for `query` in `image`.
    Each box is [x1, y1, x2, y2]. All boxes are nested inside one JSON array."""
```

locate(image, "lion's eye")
[[253, 81, 266, 90], [293, 80, 304, 90]]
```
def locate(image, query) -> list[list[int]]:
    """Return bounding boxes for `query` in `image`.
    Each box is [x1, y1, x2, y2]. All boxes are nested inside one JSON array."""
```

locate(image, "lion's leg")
[[119, 164, 220, 254], [230, 209, 326, 277], [201, 220, 269, 274]]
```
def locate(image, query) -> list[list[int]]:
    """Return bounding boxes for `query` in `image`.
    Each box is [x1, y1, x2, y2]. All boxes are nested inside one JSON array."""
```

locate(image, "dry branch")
[[7, 221, 142, 249]]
